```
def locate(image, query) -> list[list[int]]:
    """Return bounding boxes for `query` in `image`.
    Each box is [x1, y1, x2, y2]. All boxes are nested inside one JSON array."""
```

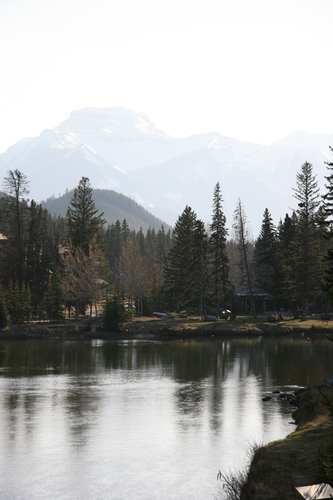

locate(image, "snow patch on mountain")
[[272, 130, 333, 150], [56, 107, 169, 139], [165, 191, 183, 203], [113, 164, 127, 175], [0, 137, 34, 165], [0, 107, 332, 236]]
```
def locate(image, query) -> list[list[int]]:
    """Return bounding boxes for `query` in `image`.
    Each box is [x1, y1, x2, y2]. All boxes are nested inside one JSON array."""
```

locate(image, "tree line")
[[0, 173, 173, 327], [165, 158, 331, 322], [0, 150, 333, 328]]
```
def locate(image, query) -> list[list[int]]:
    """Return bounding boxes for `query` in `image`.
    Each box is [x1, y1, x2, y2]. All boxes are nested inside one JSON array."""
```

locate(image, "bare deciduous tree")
[[233, 199, 256, 318], [61, 237, 109, 319]]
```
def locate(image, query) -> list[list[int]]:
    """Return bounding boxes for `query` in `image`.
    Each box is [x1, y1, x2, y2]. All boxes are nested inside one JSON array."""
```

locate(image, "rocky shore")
[[228, 384, 333, 500]]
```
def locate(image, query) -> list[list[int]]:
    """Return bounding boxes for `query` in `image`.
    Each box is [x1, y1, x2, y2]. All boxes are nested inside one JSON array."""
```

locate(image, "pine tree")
[[292, 161, 321, 320], [190, 218, 209, 318], [254, 208, 277, 295], [275, 213, 299, 316], [2, 170, 29, 286], [322, 147, 333, 233], [121, 219, 130, 244], [321, 148, 333, 304], [102, 284, 124, 331], [136, 227, 145, 254], [67, 177, 106, 254], [163, 206, 197, 312], [26, 201, 50, 317], [106, 220, 122, 274], [153, 225, 169, 286], [209, 182, 230, 313]]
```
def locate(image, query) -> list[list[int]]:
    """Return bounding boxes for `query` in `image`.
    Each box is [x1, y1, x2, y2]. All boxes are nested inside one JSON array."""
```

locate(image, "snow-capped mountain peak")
[[0, 107, 332, 237], [56, 107, 169, 140], [272, 130, 333, 150]]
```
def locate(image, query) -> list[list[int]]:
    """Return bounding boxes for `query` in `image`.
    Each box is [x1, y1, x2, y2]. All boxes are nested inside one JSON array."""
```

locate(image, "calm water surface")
[[0, 336, 331, 499]]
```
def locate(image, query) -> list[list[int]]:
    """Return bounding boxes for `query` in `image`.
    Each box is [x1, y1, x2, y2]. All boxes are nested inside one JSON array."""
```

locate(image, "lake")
[[0, 335, 331, 499]]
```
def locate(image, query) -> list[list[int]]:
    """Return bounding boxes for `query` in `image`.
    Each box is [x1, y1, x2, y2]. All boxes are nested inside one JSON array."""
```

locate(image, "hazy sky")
[[0, 0, 332, 153]]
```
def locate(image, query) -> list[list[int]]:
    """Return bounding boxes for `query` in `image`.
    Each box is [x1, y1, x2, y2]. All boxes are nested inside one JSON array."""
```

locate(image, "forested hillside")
[[42, 188, 171, 233]]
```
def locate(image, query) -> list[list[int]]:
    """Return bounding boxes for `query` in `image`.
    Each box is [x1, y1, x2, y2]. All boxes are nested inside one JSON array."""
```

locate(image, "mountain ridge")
[[42, 188, 171, 234], [1, 107, 332, 237]]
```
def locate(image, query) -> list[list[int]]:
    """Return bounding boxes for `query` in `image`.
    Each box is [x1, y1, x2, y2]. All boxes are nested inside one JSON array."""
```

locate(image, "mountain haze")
[[1, 107, 332, 237]]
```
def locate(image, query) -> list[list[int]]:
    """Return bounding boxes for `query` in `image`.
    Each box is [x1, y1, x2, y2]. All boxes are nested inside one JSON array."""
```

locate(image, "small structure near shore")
[[323, 376, 333, 388], [236, 284, 273, 313], [153, 312, 166, 318], [295, 483, 333, 499]]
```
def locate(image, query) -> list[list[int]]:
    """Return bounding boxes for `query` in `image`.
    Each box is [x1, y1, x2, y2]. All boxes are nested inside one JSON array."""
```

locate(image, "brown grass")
[[236, 387, 333, 499], [122, 314, 333, 337]]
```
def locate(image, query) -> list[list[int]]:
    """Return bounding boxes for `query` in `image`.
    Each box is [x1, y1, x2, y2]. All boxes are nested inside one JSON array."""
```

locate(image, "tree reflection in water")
[[0, 337, 331, 500]]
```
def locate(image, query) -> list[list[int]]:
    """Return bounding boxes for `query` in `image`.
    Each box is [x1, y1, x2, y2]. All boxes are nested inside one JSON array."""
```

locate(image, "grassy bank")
[[218, 386, 333, 499], [120, 313, 333, 338], [1, 313, 333, 340]]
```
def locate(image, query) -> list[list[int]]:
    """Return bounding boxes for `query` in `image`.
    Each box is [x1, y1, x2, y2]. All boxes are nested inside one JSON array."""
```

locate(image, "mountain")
[[1, 107, 333, 237], [42, 189, 171, 234]]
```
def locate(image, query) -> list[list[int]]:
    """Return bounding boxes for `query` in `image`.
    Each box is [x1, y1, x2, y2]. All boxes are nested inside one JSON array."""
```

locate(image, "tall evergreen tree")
[[322, 147, 333, 232], [276, 213, 299, 316], [163, 206, 197, 312], [136, 227, 145, 255], [209, 182, 230, 313], [26, 201, 50, 317], [106, 220, 122, 274], [121, 219, 130, 243], [254, 208, 277, 295], [154, 226, 169, 281], [1, 170, 29, 285], [190, 218, 209, 318], [292, 161, 321, 320], [321, 147, 333, 304], [67, 177, 106, 254]]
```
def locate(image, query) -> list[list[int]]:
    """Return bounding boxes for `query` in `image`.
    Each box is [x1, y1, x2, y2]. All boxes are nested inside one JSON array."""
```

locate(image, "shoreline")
[[231, 385, 333, 499], [1, 315, 333, 341], [2, 316, 333, 496]]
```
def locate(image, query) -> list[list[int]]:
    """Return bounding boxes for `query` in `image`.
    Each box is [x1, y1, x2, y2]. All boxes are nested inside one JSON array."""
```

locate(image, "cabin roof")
[[236, 284, 273, 299]]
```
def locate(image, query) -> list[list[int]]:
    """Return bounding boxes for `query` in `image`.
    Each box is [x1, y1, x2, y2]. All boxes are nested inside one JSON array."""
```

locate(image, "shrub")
[[102, 290, 125, 331], [317, 431, 333, 484]]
